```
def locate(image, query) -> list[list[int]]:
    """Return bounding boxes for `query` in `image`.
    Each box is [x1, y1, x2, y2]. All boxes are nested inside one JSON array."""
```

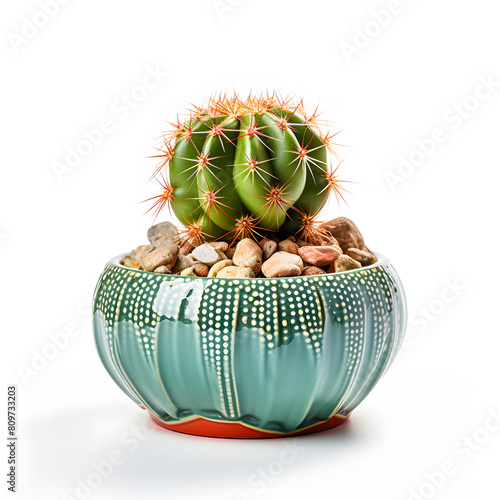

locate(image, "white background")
[[1, 1, 500, 499]]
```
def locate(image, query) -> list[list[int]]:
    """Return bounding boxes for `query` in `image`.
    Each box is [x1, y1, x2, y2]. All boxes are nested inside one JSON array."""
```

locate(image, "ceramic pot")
[[93, 252, 406, 438]]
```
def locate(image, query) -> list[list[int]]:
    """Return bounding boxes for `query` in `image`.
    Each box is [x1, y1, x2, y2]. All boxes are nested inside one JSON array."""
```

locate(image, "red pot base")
[[150, 413, 349, 439]]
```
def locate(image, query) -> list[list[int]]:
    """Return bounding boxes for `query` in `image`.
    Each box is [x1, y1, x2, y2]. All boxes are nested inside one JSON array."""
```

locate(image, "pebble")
[[153, 265, 170, 274], [140, 245, 178, 272], [147, 222, 179, 249], [233, 238, 262, 275], [208, 259, 233, 278], [331, 255, 362, 273], [262, 251, 304, 278], [131, 245, 154, 261], [179, 241, 194, 256], [180, 266, 197, 276], [301, 266, 326, 276], [207, 241, 229, 253], [216, 266, 255, 278], [122, 257, 141, 270], [346, 248, 376, 266], [298, 245, 342, 267], [262, 261, 302, 278], [172, 254, 196, 273], [363, 245, 373, 255], [278, 239, 299, 255], [192, 244, 225, 266], [259, 238, 278, 260], [124, 217, 374, 278], [194, 263, 209, 277], [320, 217, 364, 252]]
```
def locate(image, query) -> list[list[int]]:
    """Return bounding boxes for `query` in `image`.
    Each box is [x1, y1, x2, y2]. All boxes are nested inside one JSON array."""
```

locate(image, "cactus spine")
[[147, 93, 346, 242]]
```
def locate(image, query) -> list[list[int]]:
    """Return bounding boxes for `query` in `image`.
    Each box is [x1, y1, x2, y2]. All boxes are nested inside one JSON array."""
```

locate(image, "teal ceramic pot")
[[93, 252, 406, 438]]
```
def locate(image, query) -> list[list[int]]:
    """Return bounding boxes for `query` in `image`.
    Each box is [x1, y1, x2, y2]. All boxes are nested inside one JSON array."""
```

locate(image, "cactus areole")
[[147, 93, 346, 243]]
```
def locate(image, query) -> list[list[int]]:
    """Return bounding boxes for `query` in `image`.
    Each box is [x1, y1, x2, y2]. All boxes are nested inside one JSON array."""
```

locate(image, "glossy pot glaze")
[[93, 252, 406, 438]]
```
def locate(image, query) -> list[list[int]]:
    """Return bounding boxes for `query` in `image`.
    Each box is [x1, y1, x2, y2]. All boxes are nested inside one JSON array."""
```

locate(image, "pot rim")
[[108, 251, 389, 281]]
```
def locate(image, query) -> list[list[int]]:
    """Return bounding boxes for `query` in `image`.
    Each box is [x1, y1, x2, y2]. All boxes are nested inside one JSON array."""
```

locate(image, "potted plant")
[[93, 93, 407, 438]]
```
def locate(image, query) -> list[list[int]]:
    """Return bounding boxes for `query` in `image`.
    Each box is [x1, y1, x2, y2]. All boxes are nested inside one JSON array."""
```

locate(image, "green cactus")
[[147, 93, 346, 243]]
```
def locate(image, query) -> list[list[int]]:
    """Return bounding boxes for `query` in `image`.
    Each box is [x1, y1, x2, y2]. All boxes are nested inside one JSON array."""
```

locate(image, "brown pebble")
[[225, 247, 236, 259], [301, 266, 326, 276], [208, 259, 233, 278], [179, 241, 194, 256], [331, 255, 362, 273], [320, 217, 364, 252], [140, 245, 178, 272], [295, 239, 309, 247], [233, 238, 262, 275], [194, 263, 209, 277], [147, 222, 179, 248], [298, 245, 342, 267], [259, 238, 278, 260], [262, 261, 302, 278], [207, 241, 229, 253], [261, 251, 304, 278], [216, 266, 255, 278], [278, 239, 299, 255], [346, 248, 376, 266], [122, 257, 141, 270]]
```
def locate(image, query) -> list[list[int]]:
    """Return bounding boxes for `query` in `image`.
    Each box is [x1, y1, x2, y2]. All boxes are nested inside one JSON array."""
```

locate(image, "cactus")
[[147, 93, 347, 243]]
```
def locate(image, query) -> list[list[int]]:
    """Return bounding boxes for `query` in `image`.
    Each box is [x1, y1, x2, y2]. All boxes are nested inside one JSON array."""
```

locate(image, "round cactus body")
[[148, 93, 346, 242]]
